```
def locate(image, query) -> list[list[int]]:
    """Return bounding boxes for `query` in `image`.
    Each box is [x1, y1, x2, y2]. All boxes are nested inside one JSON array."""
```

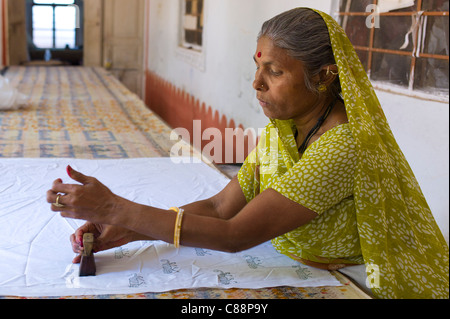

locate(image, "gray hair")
[[258, 8, 341, 98]]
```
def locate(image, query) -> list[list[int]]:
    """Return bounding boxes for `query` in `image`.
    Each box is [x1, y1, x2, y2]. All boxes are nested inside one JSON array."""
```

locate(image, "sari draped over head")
[[239, 8, 448, 299], [314, 9, 449, 299]]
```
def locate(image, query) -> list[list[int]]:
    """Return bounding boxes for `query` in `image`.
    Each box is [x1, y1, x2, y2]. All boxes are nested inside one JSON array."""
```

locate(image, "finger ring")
[[53, 194, 65, 208]]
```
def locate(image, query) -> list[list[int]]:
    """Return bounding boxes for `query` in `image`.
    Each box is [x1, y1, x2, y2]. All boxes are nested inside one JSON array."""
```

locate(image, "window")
[[29, 0, 82, 49], [338, 0, 449, 100], [180, 0, 204, 51]]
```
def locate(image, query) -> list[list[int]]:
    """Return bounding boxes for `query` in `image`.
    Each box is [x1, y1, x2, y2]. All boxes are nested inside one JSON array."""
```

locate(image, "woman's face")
[[253, 36, 319, 121]]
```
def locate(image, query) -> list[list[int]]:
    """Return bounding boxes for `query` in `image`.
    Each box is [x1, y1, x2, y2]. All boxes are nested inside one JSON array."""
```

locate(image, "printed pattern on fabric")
[[0, 67, 181, 159]]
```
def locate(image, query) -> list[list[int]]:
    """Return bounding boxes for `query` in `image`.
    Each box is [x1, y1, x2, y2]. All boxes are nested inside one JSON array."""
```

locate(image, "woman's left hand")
[[47, 165, 121, 225]]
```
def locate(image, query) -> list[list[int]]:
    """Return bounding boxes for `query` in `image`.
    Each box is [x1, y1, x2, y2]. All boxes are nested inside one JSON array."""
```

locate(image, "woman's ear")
[[320, 64, 339, 86]]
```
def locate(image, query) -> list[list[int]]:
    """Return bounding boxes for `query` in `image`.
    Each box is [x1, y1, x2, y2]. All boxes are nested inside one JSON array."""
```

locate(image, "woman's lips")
[[258, 99, 269, 107]]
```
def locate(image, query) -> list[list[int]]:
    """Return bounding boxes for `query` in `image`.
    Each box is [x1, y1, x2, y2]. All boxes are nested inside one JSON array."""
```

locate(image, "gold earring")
[[317, 83, 327, 93], [326, 66, 339, 76]]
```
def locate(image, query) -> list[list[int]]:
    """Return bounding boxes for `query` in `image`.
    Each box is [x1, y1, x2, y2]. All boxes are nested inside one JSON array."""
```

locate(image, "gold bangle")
[[169, 207, 184, 248]]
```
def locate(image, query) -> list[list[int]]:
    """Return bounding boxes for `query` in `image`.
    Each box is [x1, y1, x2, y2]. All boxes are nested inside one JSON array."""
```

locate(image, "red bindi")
[[257, 52, 262, 58]]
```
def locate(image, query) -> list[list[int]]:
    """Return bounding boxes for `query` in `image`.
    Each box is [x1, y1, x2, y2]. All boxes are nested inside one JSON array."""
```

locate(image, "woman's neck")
[[293, 95, 333, 141]]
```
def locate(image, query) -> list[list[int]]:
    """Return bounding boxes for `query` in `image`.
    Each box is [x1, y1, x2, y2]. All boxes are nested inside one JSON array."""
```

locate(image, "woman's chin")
[[261, 106, 276, 119], [262, 108, 287, 121]]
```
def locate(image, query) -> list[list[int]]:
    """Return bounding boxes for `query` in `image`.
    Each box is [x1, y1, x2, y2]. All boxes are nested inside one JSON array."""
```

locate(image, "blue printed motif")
[[0, 144, 24, 157], [89, 144, 128, 159], [161, 259, 180, 274], [293, 266, 313, 280], [78, 118, 106, 129], [129, 273, 146, 288], [214, 269, 237, 285], [195, 248, 212, 256], [39, 130, 70, 141], [0, 130, 22, 141], [244, 255, 262, 269], [38, 118, 65, 129], [114, 247, 131, 259], [83, 131, 116, 142], [40, 144, 75, 158]]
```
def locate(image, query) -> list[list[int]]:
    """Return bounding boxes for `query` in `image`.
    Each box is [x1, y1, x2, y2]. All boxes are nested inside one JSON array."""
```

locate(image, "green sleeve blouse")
[[238, 120, 363, 265]]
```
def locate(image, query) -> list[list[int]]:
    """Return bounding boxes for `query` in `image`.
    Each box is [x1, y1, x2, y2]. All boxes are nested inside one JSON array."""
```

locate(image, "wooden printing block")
[[79, 233, 96, 276]]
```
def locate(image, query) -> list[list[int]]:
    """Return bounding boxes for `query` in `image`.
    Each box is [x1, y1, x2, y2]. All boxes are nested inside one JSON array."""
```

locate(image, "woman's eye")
[[270, 70, 282, 76]]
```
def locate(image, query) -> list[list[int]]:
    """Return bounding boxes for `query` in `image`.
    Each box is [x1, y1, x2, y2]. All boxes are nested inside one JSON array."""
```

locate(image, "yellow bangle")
[[169, 207, 184, 248]]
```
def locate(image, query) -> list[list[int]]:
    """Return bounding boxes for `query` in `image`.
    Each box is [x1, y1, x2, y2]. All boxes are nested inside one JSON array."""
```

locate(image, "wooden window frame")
[[338, 0, 449, 102], [180, 0, 204, 51], [27, 0, 82, 50]]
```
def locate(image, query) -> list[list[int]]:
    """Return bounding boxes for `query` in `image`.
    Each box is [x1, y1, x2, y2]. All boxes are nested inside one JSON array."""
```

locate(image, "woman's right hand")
[[70, 222, 151, 263]]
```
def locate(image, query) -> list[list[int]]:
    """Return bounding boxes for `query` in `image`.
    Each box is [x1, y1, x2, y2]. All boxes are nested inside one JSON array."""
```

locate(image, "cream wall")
[[146, 0, 448, 243], [147, 0, 335, 129]]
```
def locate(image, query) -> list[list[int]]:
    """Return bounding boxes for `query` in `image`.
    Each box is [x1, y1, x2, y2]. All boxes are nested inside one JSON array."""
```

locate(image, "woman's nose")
[[253, 73, 266, 91]]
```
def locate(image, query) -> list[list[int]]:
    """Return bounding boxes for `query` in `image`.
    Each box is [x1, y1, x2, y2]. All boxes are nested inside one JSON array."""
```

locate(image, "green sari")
[[238, 9, 449, 299]]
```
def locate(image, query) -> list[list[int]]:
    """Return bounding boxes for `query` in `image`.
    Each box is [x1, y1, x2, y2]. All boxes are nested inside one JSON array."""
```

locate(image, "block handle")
[[82, 233, 94, 256]]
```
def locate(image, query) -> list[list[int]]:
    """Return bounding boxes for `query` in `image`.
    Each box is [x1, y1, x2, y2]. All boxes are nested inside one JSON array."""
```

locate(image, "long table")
[[0, 66, 369, 299]]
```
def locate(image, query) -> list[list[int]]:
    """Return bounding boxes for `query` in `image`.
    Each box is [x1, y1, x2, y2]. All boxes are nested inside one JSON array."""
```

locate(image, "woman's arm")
[[50, 168, 247, 257], [48, 166, 317, 253], [178, 175, 248, 220], [112, 183, 317, 252]]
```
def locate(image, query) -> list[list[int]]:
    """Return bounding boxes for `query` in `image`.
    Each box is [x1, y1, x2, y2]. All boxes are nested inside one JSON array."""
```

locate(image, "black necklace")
[[296, 97, 338, 154]]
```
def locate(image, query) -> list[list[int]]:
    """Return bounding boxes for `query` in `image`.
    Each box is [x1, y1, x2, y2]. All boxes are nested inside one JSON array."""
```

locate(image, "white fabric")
[[0, 158, 341, 297]]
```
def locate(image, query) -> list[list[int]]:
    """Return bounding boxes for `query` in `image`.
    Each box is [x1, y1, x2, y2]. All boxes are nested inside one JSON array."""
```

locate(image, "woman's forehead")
[[255, 36, 300, 67], [255, 36, 279, 54]]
